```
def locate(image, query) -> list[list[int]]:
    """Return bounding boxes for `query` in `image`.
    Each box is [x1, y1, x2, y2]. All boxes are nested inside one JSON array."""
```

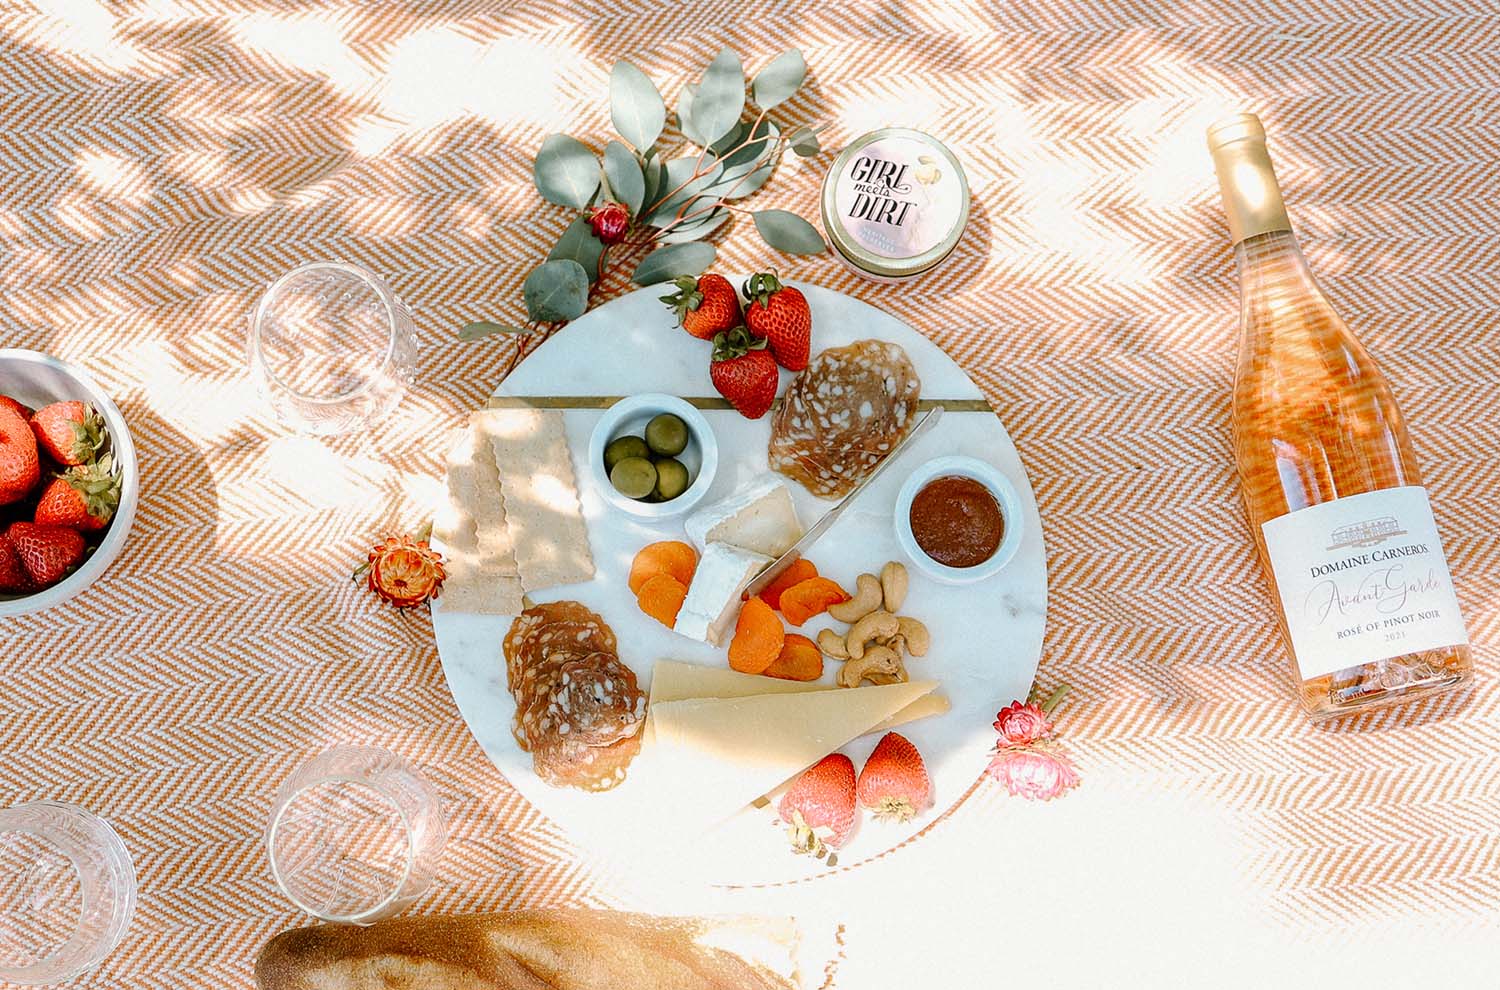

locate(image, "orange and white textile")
[[0, 2, 1496, 987]]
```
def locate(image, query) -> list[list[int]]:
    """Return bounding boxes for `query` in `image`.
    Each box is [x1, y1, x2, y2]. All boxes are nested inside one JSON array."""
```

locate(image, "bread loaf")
[[255, 909, 801, 990]]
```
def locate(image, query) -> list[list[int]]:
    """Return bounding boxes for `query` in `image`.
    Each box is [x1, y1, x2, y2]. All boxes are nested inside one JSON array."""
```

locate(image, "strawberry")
[[709, 328, 779, 419], [742, 270, 811, 371], [0, 403, 40, 505], [7, 522, 85, 587], [29, 401, 104, 467], [34, 455, 119, 531], [856, 732, 932, 823], [662, 274, 742, 340], [0, 534, 33, 593], [0, 396, 33, 420], [777, 753, 857, 862]]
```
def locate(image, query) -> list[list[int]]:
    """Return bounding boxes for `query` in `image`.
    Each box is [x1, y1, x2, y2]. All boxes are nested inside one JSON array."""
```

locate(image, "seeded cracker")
[[433, 423, 524, 615], [480, 407, 595, 592]]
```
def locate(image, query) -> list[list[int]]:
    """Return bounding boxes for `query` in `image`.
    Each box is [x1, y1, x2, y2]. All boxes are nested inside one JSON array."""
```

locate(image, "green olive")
[[604, 434, 650, 473], [644, 413, 689, 457], [610, 457, 657, 500], [653, 458, 690, 501]]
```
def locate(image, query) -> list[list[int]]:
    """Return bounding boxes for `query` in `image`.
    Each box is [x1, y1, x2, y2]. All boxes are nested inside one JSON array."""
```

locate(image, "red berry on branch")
[[587, 202, 630, 245]]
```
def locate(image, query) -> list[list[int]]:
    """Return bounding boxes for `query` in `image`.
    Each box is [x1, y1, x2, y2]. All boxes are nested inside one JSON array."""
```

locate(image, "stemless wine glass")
[[266, 746, 445, 924], [0, 802, 136, 985], [248, 261, 419, 436]]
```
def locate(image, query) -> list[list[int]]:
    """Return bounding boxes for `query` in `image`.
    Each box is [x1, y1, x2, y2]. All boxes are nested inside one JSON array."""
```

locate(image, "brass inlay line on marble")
[[487, 395, 994, 413]]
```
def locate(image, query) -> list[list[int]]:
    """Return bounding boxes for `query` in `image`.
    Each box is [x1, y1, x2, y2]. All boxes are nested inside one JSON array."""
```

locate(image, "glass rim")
[[265, 774, 417, 924], [249, 261, 402, 406], [0, 800, 136, 984]]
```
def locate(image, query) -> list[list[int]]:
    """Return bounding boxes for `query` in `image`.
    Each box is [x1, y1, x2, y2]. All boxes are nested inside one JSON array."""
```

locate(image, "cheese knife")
[[744, 406, 944, 599]]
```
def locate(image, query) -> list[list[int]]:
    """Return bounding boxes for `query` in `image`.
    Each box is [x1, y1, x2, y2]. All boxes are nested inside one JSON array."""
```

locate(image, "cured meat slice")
[[768, 339, 922, 498], [533, 731, 642, 792], [502, 603, 645, 790]]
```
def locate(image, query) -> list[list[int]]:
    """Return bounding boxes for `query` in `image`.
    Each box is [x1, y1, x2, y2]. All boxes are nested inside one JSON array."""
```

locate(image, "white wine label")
[[1261, 486, 1469, 680]]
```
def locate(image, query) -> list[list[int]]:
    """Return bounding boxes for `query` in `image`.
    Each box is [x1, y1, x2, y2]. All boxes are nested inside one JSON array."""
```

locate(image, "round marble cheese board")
[[432, 280, 1047, 888]]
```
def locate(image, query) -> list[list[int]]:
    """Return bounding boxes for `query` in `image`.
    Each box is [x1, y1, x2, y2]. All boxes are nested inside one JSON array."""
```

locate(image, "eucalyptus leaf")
[[458, 321, 533, 342], [677, 82, 706, 146], [751, 49, 806, 110], [787, 125, 821, 157], [656, 208, 730, 244], [691, 48, 745, 147], [647, 157, 722, 227], [709, 122, 745, 158], [523, 258, 590, 321], [716, 160, 774, 200], [752, 209, 826, 255], [718, 119, 777, 178], [533, 134, 600, 208], [631, 241, 717, 285], [640, 155, 667, 212], [609, 60, 666, 151], [547, 217, 606, 284], [603, 141, 645, 216]]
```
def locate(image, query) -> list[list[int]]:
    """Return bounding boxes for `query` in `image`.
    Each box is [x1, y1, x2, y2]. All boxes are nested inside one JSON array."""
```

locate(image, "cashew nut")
[[817, 628, 850, 660], [865, 662, 909, 686], [838, 645, 904, 688], [846, 610, 899, 660], [880, 561, 908, 612], [896, 616, 930, 657], [886, 634, 907, 656], [828, 573, 882, 624]]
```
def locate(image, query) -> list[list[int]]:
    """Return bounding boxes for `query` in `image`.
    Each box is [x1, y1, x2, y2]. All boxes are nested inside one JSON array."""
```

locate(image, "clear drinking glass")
[[0, 802, 136, 985], [248, 261, 418, 436], [266, 746, 445, 924]]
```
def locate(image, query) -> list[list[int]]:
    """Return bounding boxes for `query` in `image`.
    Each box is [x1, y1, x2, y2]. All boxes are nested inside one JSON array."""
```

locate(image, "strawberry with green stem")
[[662, 274, 742, 340], [743, 270, 811, 372], [778, 753, 857, 864], [709, 328, 779, 419], [34, 455, 119, 531], [856, 732, 931, 823], [30, 401, 104, 467]]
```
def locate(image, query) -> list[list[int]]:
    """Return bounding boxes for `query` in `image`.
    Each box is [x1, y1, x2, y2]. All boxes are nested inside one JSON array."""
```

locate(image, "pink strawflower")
[[993, 700, 1053, 748], [985, 747, 1080, 801]]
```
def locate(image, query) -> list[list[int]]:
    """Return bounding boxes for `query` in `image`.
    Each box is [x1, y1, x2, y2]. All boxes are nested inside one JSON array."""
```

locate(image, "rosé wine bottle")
[[1208, 113, 1471, 722]]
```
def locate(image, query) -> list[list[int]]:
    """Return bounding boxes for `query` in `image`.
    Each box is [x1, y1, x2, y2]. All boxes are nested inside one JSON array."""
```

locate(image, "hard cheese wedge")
[[646, 680, 938, 833], [647, 659, 951, 737], [684, 477, 804, 558]]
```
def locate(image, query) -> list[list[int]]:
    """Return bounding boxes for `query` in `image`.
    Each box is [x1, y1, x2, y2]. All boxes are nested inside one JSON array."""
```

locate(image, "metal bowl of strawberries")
[[0, 349, 137, 616]]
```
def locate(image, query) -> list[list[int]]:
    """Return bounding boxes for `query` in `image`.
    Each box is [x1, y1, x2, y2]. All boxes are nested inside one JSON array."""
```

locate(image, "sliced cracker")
[[477, 407, 595, 593], [433, 424, 524, 615]]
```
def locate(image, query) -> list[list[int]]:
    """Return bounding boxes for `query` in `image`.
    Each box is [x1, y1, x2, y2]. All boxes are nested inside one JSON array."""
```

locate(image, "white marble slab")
[[431, 280, 1047, 887]]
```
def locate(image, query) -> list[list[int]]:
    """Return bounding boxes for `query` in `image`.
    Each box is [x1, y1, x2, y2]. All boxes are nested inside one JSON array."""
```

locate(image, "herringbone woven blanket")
[[1, 2, 1497, 986]]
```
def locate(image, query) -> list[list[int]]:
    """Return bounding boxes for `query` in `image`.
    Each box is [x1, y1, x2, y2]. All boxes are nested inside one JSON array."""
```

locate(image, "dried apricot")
[[728, 598, 785, 674], [636, 573, 688, 628], [779, 577, 852, 627], [628, 540, 697, 595], [764, 633, 824, 681], [756, 558, 818, 611]]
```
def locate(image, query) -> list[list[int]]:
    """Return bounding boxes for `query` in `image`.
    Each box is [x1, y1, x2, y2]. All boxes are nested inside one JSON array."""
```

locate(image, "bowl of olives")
[[586, 393, 718, 518]]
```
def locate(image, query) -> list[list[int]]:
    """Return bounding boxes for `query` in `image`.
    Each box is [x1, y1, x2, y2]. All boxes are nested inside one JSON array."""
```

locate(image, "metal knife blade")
[[744, 406, 944, 599]]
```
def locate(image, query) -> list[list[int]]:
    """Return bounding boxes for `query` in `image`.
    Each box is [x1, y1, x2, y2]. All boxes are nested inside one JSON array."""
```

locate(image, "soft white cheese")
[[684, 477, 804, 558], [673, 542, 772, 646]]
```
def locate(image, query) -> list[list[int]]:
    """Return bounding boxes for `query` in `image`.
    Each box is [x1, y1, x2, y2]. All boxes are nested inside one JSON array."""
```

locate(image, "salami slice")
[[502, 603, 645, 790], [768, 339, 922, 498]]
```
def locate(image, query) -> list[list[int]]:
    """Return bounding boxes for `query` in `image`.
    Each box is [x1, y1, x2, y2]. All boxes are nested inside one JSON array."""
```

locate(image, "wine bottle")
[[1208, 113, 1471, 721]]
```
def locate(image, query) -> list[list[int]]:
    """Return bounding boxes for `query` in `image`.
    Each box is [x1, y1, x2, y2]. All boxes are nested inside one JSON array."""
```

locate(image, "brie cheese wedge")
[[684, 477, 803, 558], [673, 542, 771, 646]]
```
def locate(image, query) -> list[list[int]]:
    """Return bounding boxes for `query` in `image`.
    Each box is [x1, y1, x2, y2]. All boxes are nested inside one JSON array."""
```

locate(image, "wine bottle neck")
[[1208, 114, 1292, 245]]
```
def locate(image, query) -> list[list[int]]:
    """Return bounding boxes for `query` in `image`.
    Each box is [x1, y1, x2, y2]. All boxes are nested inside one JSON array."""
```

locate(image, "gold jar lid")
[[820, 128, 970, 280]]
